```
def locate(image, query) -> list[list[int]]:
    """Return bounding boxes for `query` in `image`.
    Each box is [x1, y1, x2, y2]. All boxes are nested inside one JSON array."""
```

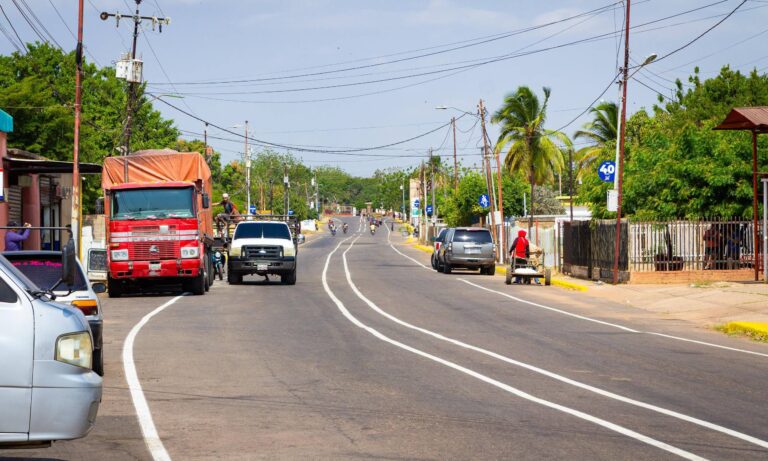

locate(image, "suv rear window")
[[5, 254, 88, 292], [453, 229, 493, 244], [234, 223, 291, 240]]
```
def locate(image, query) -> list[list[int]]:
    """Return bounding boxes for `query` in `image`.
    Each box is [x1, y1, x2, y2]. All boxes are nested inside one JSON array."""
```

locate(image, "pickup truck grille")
[[243, 245, 281, 259], [133, 241, 179, 260]]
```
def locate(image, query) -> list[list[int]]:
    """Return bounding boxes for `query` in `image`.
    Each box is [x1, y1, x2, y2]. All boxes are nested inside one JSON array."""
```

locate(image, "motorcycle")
[[331, 227, 337, 236], [213, 251, 224, 281], [370, 226, 376, 235], [342, 225, 348, 234]]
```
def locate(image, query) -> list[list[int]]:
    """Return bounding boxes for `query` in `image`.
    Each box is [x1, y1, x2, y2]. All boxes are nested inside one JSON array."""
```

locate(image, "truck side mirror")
[[95, 197, 104, 215], [202, 193, 210, 209], [61, 240, 77, 287]]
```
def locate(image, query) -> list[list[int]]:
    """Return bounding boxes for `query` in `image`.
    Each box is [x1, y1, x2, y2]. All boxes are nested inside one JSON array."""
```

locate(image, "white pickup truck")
[[227, 221, 297, 285]]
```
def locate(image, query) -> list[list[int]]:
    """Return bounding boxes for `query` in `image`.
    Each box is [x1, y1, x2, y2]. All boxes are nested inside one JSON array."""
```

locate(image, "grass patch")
[[716, 322, 768, 343]]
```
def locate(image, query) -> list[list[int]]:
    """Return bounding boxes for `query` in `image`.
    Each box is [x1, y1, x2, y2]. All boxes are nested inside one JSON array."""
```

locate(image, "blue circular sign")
[[426, 205, 433, 216], [414, 199, 420, 208], [479, 194, 490, 208], [598, 161, 616, 182], [249, 205, 257, 214]]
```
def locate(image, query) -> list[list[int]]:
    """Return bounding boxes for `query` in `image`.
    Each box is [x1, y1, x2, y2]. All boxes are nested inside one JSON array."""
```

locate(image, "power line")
[[553, 72, 622, 133], [0, 16, 22, 52], [633, 76, 676, 102], [0, 3, 26, 53], [18, 0, 62, 48]]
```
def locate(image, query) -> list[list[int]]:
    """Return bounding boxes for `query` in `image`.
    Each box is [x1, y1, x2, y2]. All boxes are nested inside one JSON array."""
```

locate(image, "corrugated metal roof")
[[714, 107, 768, 132]]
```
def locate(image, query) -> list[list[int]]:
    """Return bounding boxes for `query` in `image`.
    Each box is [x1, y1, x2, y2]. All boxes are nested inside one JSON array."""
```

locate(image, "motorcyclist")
[[342, 223, 349, 234], [370, 223, 376, 234]]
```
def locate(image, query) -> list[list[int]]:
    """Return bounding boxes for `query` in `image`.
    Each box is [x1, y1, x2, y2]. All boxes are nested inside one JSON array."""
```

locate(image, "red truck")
[[101, 149, 214, 297]]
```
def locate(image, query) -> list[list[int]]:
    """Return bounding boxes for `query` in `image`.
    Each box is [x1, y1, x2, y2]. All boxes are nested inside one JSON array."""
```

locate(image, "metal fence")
[[561, 220, 627, 278], [628, 218, 761, 272]]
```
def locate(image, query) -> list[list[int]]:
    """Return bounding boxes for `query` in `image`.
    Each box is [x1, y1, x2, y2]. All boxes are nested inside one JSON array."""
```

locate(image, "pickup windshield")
[[234, 223, 291, 240], [112, 187, 194, 220]]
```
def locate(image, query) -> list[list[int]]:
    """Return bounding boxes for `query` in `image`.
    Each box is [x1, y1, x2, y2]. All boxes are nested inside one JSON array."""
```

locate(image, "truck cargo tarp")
[[102, 149, 211, 189]]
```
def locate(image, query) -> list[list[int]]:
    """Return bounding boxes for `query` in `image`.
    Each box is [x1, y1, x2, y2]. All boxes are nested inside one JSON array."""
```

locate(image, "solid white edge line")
[[323, 236, 706, 461], [123, 295, 184, 461], [343, 241, 768, 450], [458, 278, 639, 333], [386, 222, 768, 359]]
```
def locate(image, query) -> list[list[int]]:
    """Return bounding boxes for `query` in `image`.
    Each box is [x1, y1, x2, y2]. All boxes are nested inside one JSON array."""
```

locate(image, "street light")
[[612, 51, 657, 284], [232, 122, 251, 214]]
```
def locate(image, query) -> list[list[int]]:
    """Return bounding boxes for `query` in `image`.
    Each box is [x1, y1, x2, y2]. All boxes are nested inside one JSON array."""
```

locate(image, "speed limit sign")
[[598, 161, 616, 182]]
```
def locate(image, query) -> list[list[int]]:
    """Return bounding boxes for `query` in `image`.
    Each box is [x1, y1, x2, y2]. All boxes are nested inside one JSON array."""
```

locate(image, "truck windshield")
[[234, 223, 291, 240], [112, 187, 194, 220]]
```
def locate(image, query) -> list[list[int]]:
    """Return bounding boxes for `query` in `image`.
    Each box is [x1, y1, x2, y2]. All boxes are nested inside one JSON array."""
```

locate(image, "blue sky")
[[2, 0, 767, 175]]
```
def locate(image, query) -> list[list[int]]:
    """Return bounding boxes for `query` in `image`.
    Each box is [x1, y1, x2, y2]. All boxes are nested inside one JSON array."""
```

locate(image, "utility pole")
[[452, 117, 458, 191], [613, 0, 631, 285], [203, 122, 209, 163], [283, 165, 289, 215], [430, 148, 436, 239], [72, 0, 84, 259], [479, 99, 498, 261], [493, 130, 505, 263], [100, 1, 170, 182], [243, 121, 251, 214]]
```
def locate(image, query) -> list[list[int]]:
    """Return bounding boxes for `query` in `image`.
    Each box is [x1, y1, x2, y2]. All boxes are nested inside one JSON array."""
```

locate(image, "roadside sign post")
[[598, 161, 616, 183], [249, 205, 256, 215], [426, 205, 433, 217], [479, 194, 490, 208]]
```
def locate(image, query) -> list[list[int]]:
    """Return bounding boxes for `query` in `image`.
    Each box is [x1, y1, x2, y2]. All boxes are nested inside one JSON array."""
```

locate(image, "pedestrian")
[[508, 229, 530, 284], [5, 221, 32, 251], [703, 224, 719, 270]]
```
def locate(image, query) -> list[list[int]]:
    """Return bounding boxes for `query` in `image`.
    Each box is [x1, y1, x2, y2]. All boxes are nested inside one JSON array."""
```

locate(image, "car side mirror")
[[202, 193, 210, 209], [91, 282, 107, 294], [297, 234, 305, 244], [61, 240, 77, 287]]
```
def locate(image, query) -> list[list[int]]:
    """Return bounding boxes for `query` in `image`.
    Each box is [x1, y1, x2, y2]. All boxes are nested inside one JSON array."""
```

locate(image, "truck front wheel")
[[187, 273, 205, 295], [281, 268, 297, 285], [107, 276, 122, 298], [228, 270, 242, 285]]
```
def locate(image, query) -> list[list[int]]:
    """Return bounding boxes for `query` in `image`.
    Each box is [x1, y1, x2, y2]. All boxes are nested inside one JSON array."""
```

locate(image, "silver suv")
[[437, 227, 496, 275]]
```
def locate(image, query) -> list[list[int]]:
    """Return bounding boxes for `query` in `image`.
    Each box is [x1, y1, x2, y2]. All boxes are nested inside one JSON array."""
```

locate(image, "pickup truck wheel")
[[107, 276, 122, 298], [281, 268, 297, 285], [227, 270, 241, 285]]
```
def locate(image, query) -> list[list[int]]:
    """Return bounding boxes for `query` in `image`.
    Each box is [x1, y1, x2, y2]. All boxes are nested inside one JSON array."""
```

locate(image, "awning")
[[5, 158, 102, 175], [714, 107, 768, 133], [0, 109, 12, 133]]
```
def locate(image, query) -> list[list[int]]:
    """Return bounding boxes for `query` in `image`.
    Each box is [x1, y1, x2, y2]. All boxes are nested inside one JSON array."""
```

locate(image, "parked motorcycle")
[[213, 251, 224, 281]]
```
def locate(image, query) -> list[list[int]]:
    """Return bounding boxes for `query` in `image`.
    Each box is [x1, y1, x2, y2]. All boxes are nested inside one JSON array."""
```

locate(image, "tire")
[[107, 275, 122, 298], [216, 264, 224, 281], [227, 270, 241, 285], [204, 271, 210, 292], [431, 254, 437, 270], [544, 268, 552, 286], [281, 268, 297, 285], [93, 347, 104, 377], [443, 262, 452, 274], [484, 265, 495, 276], [188, 273, 206, 295], [505, 270, 512, 285]]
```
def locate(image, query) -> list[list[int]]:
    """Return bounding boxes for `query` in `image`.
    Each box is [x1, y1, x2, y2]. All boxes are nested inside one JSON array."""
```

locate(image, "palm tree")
[[573, 101, 618, 179], [492, 86, 567, 231]]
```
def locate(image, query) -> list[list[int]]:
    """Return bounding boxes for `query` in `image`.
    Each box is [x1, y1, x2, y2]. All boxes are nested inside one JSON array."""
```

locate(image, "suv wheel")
[[443, 262, 452, 274], [484, 265, 495, 276]]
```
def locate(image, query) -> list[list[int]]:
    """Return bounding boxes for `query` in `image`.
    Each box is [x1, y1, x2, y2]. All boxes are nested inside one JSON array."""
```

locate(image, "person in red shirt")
[[509, 229, 530, 284]]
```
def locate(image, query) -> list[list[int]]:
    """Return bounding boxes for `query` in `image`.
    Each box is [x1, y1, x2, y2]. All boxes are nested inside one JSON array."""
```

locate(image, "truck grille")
[[243, 245, 281, 259], [133, 241, 179, 260]]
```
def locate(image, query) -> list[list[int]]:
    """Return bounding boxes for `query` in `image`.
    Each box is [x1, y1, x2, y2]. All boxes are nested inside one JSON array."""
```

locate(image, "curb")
[[720, 321, 768, 342]]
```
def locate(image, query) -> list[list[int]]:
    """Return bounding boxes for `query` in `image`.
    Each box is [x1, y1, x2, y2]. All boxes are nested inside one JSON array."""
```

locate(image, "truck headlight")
[[180, 246, 199, 259], [229, 245, 241, 257], [111, 249, 129, 261], [55, 332, 93, 370], [283, 246, 295, 257]]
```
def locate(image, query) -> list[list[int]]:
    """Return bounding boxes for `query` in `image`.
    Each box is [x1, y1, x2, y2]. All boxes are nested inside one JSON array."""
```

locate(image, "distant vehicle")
[[0, 242, 101, 449], [227, 221, 297, 285], [437, 227, 496, 275], [101, 149, 215, 297], [4, 251, 106, 377], [431, 228, 450, 271]]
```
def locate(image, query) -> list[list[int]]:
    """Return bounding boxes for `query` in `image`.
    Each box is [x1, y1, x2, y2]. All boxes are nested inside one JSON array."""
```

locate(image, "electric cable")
[[0, 3, 26, 52]]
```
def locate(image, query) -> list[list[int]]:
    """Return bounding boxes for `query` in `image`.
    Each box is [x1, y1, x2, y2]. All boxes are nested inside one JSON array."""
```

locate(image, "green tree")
[[492, 86, 567, 229]]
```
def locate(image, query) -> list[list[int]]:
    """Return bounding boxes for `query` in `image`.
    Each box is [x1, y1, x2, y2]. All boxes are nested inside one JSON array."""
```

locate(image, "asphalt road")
[[4, 216, 768, 460]]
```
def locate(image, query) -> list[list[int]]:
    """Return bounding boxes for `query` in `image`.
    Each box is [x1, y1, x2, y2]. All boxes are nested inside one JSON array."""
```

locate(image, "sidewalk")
[[398, 230, 768, 340]]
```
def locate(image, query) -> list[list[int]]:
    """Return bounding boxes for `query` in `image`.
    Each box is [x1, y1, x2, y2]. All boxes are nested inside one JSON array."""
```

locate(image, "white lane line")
[[323, 237, 706, 461], [123, 296, 184, 461], [342, 241, 768, 451], [458, 278, 639, 333], [386, 227, 768, 359]]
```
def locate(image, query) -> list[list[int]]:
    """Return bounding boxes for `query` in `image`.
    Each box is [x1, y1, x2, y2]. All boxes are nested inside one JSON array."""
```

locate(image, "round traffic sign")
[[598, 161, 616, 182], [479, 194, 490, 208]]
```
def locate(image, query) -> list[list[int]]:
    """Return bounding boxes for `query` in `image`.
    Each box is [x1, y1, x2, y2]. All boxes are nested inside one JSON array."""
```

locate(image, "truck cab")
[[227, 221, 297, 285]]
